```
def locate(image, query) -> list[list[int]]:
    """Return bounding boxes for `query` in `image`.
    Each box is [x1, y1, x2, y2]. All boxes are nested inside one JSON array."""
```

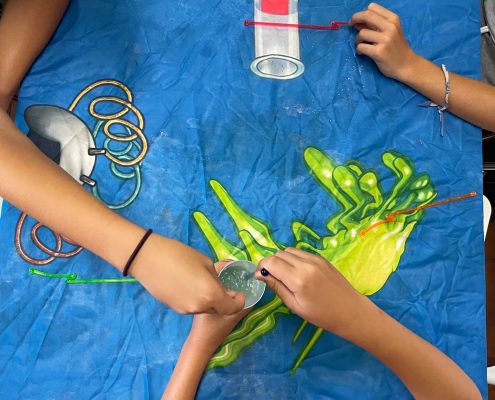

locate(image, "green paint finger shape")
[[218, 260, 266, 309]]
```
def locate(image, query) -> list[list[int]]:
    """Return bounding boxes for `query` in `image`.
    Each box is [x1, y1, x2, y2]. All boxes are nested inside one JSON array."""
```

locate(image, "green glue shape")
[[29, 268, 137, 284], [194, 147, 437, 372]]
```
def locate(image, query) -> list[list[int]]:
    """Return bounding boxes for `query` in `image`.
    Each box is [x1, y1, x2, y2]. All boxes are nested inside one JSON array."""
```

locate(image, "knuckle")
[[375, 47, 386, 59], [391, 24, 400, 34], [263, 255, 276, 265], [293, 273, 308, 291], [266, 255, 282, 268], [304, 263, 318, 277]]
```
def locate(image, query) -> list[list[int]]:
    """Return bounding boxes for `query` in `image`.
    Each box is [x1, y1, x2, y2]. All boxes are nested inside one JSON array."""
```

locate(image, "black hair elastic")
[[123, 229, 153, 276]]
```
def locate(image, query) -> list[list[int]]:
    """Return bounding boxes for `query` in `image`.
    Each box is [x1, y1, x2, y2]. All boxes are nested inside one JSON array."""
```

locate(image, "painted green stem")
[[29, 268, 137, 284]]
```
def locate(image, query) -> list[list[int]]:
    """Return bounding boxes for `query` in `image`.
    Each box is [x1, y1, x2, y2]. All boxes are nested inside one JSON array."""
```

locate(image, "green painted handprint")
[[193, 147, 437, 371]]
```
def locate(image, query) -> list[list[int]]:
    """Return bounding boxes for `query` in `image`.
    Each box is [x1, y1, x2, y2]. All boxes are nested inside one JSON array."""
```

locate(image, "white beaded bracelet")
[[417, 64, 450, 136], [437, 64, 450, 136]]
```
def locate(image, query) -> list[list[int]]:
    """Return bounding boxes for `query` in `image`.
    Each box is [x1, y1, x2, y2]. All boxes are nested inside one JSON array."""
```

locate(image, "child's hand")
[[187, 261, 251, 351], [256, 248, 373, 340], [129, 236, 245, 315], [350, 3, 419, 82], [161, 261, 250, 400]]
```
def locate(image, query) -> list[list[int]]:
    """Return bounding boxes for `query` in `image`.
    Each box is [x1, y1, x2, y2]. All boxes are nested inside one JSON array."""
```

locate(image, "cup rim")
[[218, 260, 266, 308]]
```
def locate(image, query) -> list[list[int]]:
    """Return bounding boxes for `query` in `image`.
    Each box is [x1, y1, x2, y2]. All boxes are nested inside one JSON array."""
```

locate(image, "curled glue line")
[[359, 191, 477, 237], [16, 79, 148, 271], [16, 213, 83, 265]]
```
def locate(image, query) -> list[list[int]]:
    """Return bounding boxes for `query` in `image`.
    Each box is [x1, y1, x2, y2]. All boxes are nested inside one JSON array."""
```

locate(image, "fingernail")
[[261, 268, 270, 277]]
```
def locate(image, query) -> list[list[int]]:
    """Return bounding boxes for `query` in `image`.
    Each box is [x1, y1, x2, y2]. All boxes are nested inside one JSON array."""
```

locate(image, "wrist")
[[333, 296, 385, 347], [394, 51, 423, 84], [187, 329, 223, 355], [92, 214, 146, 272]]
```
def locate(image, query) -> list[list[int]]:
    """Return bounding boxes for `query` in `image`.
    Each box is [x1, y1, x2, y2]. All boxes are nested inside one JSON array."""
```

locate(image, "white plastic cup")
[[250, 0, 305, 80], [218, 260, 266, 308]]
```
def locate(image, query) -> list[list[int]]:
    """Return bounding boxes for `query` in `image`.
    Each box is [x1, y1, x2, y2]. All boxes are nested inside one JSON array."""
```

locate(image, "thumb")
[[255, 271, 296, 309], [213, 289, 246, 315]]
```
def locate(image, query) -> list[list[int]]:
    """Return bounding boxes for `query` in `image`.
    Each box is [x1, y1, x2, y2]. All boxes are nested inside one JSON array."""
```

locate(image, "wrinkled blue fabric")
[[0, 0, 486, 399]]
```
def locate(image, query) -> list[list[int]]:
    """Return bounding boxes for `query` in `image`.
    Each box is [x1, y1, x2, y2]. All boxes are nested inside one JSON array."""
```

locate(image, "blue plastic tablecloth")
[[0, 0, 486, 398]]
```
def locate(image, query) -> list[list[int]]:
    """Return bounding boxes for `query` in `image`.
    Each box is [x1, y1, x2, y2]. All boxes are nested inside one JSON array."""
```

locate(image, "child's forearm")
[[398, 54, 495, 132], [344, 301, 481, 400], [0, 109, 144, 270], [161, 336, 217, 400], [0, 111, 245, 316], [0, 0, 69, 109]]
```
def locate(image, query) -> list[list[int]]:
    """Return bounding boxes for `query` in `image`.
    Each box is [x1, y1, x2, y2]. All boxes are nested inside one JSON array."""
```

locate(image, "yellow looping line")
[[68, 80, 147, 167], [68, 79, 133, 112], [103, 119, 139, 142], [89, 97, 144, 128]]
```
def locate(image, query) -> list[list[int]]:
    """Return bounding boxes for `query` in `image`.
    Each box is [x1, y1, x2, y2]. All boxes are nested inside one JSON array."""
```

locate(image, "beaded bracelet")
[[122, 229, 153, 276], [417, 64, 451, 136], [437, 64, 450, 136]]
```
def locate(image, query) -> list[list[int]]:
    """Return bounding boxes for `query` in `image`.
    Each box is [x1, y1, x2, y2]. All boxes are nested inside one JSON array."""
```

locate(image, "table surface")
[[0, 1, 487, 399]]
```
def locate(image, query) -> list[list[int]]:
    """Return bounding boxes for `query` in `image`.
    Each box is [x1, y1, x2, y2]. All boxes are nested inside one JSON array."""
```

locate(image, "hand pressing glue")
[[218, 260, 266, 308]]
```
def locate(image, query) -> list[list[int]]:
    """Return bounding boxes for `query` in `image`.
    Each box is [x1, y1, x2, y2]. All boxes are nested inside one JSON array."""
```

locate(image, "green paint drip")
[[292, 320, 308, 345], [29, 268, 137, 284], [290, 327, 324, 374], [221, 296, 284, 345], [193, 211, 247, 261], [210, 180, 281, 250], [194, 148, 438, 372], [207, 304, 290, 369]]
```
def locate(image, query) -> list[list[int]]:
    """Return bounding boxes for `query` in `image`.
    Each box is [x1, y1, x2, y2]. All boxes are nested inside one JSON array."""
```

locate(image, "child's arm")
[[0, 110, 244, 315], [256, 248, 482, 400], [351, 2, 495, 132], [0, 0, 69, 110], [162, 261, 249, 400]]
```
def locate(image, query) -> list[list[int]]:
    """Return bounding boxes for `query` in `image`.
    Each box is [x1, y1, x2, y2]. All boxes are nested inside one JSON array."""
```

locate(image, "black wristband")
[[123, 229, 153, 276]]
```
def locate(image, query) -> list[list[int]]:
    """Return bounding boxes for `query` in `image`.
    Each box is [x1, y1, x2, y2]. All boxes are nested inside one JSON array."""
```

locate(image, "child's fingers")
[[274, 248, 305, 266], [213, 260, 233, 274], [211, 288, 246, 315], [258, 255, 300, 291], [356, 43, 379, 59], [367, 3, 399, 23], [284, 247, 325, 265], [283, 246, 313, 258], [353, 22, 367, 31], [255, 271, 295, 308], [355, 28, 383, 45], [350, 10, 390, 32]]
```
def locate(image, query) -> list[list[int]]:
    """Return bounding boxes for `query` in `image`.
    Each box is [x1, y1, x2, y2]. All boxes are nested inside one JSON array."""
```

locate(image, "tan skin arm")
[[162, 262, 249, 400], [351, 2, 495, 132], [0, 108, 245, 315], [161, 249, 481, 399], [0, 0, 69, 110], [0, 0, 244, 316], [256, 248, 481, 400]]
